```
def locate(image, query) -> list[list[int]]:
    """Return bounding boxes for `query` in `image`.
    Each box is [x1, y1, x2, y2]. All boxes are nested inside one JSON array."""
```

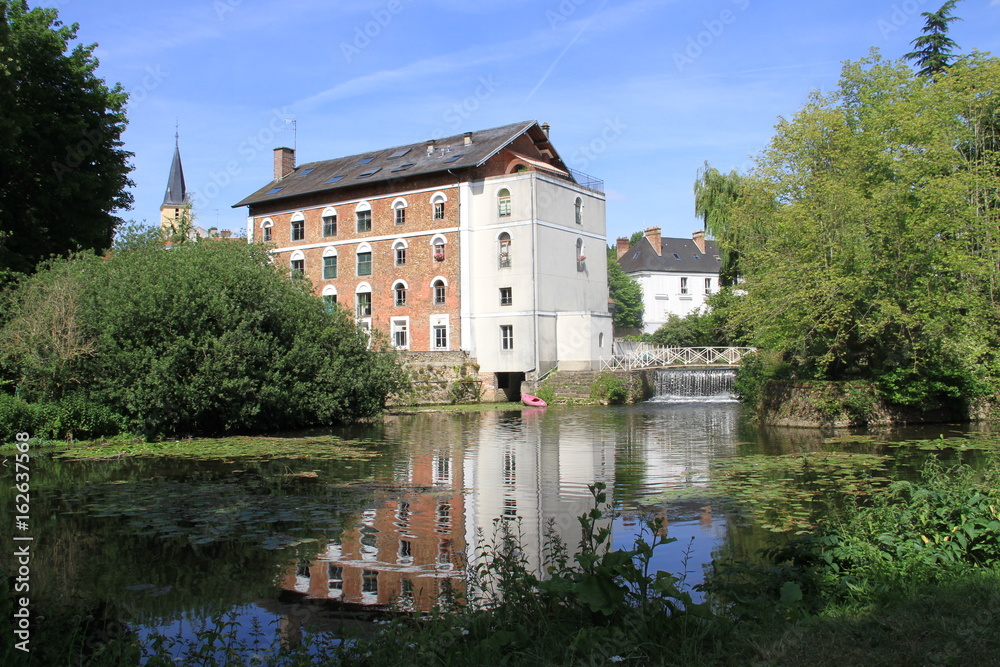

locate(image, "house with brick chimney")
[[615, 228, 722, 335], [233, 120, 612, 399]]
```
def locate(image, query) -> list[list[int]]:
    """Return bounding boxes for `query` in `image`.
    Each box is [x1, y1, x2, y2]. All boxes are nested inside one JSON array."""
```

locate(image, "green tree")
[[724, 52, 1000, 408], [904, 0, 963, 79], [0, 1, 133, 284], [607, 245, 644, 330], [1, 235, 408, 436], [694, 162, 748, 285]]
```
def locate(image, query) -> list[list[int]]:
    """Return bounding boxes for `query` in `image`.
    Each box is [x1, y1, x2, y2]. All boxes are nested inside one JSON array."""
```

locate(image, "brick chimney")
[[692, 229, 706, 253], [541, 122, 550, 138], [644, 226, 662, 256], [616, 236, 631, 260], [274, 147, 295, 180]]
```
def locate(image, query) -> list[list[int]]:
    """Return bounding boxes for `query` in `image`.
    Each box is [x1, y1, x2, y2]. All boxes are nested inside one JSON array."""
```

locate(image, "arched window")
[[431, 234, 447, 262], [575, 197, 583, 225], [322, 246, 338, 280], [356, 201, 372, 233], [260, 218, 273, 243], [393, 280, 408, 307], [576, 238, 586, 272], [393, 239, 408, 266], [430, 192, 447, 220], [322, 285, 338, 312], [356, 242, 372, 276], [355, 282, 372, 318], [497, 188, 511, 217], [290, 250, 305, 279], [432, 277, 447, 305], [498, 232, 511, 268], [322, 207, 337, 237], [290, 212, 305, 241], [392, 198, 408, 226]]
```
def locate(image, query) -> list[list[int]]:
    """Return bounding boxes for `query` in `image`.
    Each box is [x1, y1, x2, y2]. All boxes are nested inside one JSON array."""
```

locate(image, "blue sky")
[[46, 0, 1000, 243]]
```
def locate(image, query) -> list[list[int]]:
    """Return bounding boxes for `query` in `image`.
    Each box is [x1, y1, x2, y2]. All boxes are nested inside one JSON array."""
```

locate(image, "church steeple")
[[160, 131, 189, 229]]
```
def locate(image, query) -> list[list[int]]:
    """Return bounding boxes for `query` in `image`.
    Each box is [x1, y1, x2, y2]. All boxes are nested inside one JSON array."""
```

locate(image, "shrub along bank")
[[0, 231, 407, 440]]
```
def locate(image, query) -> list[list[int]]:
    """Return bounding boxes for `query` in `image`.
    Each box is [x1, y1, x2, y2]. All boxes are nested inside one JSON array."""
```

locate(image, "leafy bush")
[[733, 349, 786, 412], [0, 237, 408, 437], [590, 371, 627, 404], [534, 384, 555, 405]]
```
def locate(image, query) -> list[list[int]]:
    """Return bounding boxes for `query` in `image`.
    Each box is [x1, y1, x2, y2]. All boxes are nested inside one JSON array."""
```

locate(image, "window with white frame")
[[393, 199, 407, 225], [500, 324, 513, 350], [356, 202, 372, 232], [391, 317, 408, 349], [291, 218, 305, 241], [357, 244, 372, 275], [433, 279, 446, 305], [705, 277, 713, 294], [576, 238, 586, 271], [680, 277, 689, 295], [498, 232, 511, 268], [431, 314, 448, 350], [322, 293, 337, 312], [394, 241, 406, 266], [500, 287, 512, 306], [497, 188, 511, 217], [261, 219, 273, 242], [394, 281, 407, 307], [433, 324, 448, 349], [323, 254, 337, 279], [575, 197, 583, 224], [322, 208, 337, 237], [356, 290, 372, 318], [290, 258, 304, 279], [431, 192, 447, 220]]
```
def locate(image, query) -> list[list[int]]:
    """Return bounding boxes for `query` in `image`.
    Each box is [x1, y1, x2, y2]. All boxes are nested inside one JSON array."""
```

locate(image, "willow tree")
[[726, 51, 1000, 408], [694, 162, 744, 285]]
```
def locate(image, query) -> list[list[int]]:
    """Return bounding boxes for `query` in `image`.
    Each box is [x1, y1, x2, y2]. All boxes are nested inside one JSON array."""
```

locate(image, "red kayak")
[[521, 393, 548, 408]]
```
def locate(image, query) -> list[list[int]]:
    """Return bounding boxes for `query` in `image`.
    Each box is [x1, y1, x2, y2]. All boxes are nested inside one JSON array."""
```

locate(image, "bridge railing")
[[600, 346, 756, 371]]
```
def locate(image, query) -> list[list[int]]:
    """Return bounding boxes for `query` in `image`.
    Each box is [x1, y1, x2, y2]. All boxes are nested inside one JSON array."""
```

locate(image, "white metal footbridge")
[[600, 344, 755, 371]]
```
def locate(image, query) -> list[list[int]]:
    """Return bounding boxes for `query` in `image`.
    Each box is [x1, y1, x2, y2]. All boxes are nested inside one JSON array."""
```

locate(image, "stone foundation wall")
[[759, 382, 965, 427], [394, 351, 487, 405]]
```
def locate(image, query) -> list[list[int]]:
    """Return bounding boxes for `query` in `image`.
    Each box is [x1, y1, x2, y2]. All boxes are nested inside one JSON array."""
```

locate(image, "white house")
[[616, 227, 722, 334]]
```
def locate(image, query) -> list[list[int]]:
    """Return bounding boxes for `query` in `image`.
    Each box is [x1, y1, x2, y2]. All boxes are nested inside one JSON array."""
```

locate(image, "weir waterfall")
[[652, 368, 737, 402]]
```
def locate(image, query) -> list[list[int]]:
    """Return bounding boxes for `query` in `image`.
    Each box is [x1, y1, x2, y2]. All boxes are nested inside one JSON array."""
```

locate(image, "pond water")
[[9, 400, 977, 655]]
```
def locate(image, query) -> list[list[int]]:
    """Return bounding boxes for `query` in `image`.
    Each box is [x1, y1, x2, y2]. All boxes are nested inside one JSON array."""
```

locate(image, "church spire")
[[161, 131, 187, 207]]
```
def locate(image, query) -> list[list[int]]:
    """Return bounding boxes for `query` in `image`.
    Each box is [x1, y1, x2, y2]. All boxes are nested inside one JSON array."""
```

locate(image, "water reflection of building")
[[277, 441, 467, 613], [275, 406, 739, 622]]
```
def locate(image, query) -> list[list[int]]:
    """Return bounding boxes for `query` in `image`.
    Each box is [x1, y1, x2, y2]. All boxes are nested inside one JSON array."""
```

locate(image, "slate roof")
[[617, 236, 721, 275], [162, 137, 187, 207], [233, 120, 568, 209]]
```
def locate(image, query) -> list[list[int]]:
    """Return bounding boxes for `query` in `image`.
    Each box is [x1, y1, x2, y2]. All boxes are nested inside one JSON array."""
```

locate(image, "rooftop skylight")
[[443, 154, 465, 163], [357, 167, 382, 178], [325, 175, 345, 184], [358, 157, 375, 165], [391, 163, 415, 172], [299, 167, 315, 175], [265, 186, 284, 195], [672, 253, 681, 259], [388, 148, 411, 159]]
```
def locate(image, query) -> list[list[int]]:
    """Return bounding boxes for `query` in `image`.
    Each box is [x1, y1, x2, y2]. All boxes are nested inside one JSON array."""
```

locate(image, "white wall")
[[636, 271, 718, 334], [463, 172, 611, 374]]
